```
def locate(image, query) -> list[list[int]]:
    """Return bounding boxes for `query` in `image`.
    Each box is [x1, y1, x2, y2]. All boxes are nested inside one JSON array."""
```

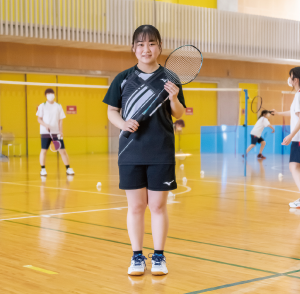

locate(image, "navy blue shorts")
[[41, 134, 65, 150], [251, 135, 264, 145], [119, 164, 177, 191], [290, 142, 300, 163]]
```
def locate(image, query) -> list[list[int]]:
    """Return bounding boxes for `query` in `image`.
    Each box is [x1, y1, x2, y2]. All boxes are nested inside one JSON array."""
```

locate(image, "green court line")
[[2, 207, 300, 262], [186, 270, 300, 293], [5, 220, 278, 275], [185, 274, 282, 294], [50, 217, 300, 262], [287, 275, 300, 279]]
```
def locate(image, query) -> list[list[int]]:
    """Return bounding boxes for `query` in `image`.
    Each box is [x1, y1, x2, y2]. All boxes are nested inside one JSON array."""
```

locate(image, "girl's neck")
[[137, 62, 160, 74], [295, 85, 300, 92]]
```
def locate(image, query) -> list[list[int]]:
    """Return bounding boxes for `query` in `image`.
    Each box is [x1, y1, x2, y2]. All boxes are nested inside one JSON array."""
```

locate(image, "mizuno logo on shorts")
[[163, 180, 174, 186]]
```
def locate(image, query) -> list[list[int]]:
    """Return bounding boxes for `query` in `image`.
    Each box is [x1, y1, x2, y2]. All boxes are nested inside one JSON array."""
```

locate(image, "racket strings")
[[164, 46, 202, 85]]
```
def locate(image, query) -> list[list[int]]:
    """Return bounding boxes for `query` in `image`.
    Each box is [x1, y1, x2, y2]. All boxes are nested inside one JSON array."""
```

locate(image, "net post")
[[243, 89, 248, 177]]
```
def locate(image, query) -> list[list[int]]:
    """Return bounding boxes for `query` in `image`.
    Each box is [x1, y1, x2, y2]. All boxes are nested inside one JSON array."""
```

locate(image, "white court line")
[[0, 183, 191, 221], [0, 206, 129, 221], [0, 181, 127, 197], [176, 185, 192, 195], [191, 179, 300, 194]]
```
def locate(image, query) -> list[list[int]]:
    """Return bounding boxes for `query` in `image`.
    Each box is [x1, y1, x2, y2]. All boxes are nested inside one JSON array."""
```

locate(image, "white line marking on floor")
[[0, 206, 129, 221], [191, 179, 300, 194], [0, 181, 127, 197]]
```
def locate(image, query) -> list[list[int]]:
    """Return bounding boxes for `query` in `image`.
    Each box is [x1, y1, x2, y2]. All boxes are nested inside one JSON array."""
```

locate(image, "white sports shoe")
[[150, 254, 168, 276], [289, 199, 300, 208], [66, 168, 75, 175], [128, 254, 147, 276], [40, 168, 47, 176]]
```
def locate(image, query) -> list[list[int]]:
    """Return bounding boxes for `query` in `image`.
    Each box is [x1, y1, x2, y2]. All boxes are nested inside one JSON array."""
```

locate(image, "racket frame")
[[49, 132, 62, 152], [164, 44, 203, 85]]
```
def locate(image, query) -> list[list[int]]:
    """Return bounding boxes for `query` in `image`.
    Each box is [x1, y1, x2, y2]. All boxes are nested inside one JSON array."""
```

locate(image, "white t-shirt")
[[290, 91, 300, 142], [36, 102, 66, 134], [250, 117, 270, 138]]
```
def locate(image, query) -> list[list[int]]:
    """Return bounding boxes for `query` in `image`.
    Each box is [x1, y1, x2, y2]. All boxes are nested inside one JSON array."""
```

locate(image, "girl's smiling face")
[[133, 35, 161, 65]]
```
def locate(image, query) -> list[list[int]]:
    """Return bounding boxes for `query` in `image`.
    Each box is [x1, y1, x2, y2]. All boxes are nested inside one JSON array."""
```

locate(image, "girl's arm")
[[59, 119, 63, 137], [272, 109, 290, 116], [37, 117, 50, 131], [107, 106, 139, 133], [268, 124, 275, 133], [164, 81, 185, 119], [282, 113, 300, 145]]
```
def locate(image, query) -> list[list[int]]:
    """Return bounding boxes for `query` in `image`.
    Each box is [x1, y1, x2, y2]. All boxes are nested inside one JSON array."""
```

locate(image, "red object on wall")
[[185, 107, 193, 115], [67, 106, 77, 114], [242, 109, 245, 114]]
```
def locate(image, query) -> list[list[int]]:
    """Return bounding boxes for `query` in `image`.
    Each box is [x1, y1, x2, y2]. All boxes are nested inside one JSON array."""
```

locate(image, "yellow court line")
[[23, 265, 58, 275]]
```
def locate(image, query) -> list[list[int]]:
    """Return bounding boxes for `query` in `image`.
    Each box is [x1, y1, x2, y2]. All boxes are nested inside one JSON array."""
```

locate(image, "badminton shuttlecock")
[[278, 173, 283, 178], [96, 182, 102, 191], [182, 177, 187, 182], [200, 171, 205, 178], [180, 164, 184, 170]]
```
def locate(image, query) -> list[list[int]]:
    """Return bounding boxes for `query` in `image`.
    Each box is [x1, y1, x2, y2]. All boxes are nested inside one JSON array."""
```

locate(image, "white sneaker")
[[289, 199, 300, 208], [128, 254, 147, 276], [151, 254, 168, 276], [66, 168, 75, 175], [40, 168, 47, 176]]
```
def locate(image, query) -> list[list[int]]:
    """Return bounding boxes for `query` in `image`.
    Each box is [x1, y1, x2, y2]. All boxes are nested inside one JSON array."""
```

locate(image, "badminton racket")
[[251, 96, 274, 115], [122, 44, 203, 139], [49, 132, 61, 152]]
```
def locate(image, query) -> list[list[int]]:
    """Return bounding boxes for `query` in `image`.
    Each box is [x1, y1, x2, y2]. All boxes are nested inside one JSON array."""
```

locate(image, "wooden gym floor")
[[1, 152, 300, 293]]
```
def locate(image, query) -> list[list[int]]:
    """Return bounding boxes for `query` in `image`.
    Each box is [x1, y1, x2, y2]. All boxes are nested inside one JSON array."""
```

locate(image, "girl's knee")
[[149, 202, 167, 214], [129, 203, 147, 215]]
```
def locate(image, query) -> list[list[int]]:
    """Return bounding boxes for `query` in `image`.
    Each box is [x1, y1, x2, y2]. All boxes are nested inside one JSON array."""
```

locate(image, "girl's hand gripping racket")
[[49, 132, 62, 152], [122, 45, 203, 139]]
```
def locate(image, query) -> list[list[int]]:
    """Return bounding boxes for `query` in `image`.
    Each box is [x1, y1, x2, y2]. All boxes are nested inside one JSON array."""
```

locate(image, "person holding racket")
[[243, 110, 275, 159], [36, 88, 75, 176], [103, 25, 190, 276], [272, 67, 300, 208]]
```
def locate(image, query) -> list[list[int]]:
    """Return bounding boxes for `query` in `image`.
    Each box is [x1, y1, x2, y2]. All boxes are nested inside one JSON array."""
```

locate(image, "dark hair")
[[132, 25, 162, 53], [258, 110, 270, 119], [289, 67, 300, 87], [45, 88, 55, 96]]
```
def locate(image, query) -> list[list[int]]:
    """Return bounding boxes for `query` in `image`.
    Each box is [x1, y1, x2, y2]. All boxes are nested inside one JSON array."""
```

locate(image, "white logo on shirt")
[[163, 180, 174, 186], [161, 79, 168, 83]]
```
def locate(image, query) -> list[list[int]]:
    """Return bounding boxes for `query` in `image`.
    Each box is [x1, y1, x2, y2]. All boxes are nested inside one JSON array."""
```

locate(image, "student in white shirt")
[[273, 67, 300, 208], [36, 88, 75, 176], [243, 110, 275, 159]]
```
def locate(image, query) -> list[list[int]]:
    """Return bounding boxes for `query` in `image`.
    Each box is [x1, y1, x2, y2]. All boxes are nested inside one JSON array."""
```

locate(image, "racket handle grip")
[[122, 114, 144, 139]]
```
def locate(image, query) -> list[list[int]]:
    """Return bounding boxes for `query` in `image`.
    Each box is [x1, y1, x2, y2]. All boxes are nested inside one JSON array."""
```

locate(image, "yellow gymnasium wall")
[[155, 0, 217, 8], [0, 73, 26, 156], [177, 82, 217, 151], [0, 73, 108, 157], [238, 83, 258, 126], [57, 76, 108, 155]]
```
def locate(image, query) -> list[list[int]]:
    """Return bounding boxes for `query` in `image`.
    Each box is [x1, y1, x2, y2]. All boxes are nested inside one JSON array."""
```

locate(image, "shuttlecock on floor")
[[180, 164, 184, 170], [278, 173, 283, 178], [96, 182, 102, 191], [200, 171, 205, 178]]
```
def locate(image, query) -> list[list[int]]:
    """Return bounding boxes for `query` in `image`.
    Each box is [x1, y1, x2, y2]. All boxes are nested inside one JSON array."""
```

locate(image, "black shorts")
[[290, 142, 300, 163], [251, 135, 264, 145], [119, 164, 177, 191], [41, 134, 65, 150]]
